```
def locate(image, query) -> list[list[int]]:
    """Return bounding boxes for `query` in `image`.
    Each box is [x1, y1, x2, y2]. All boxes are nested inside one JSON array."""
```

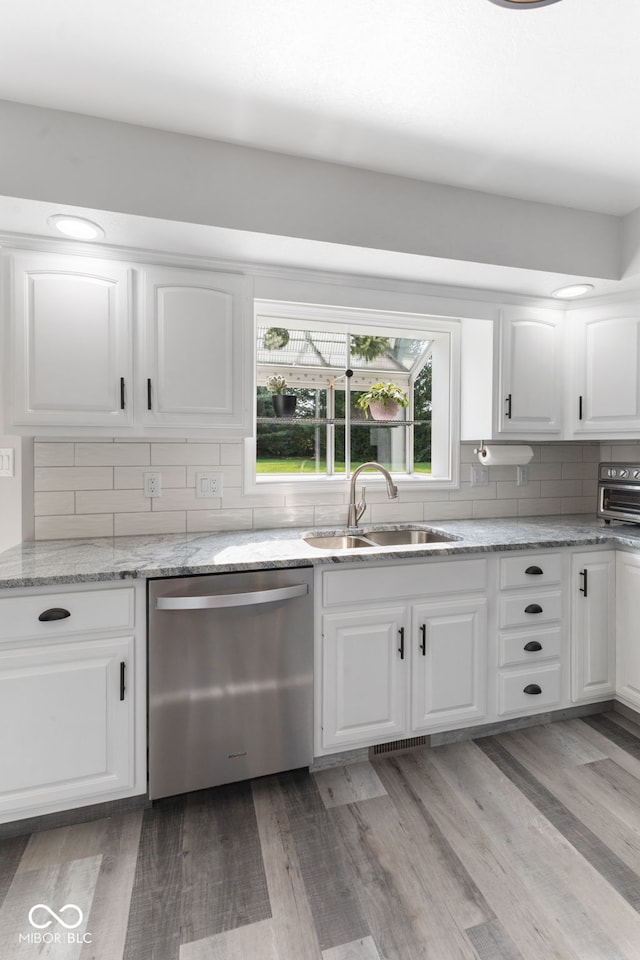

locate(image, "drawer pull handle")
[[523, 683, 542, 695], [579, 568, 588, 598], [398, 627, 405, 660], [419, 623, 426, 656], [525, 565, 543, 576], [524, 603, 543, 615], [523, 640, 543, 652], [38, 607, 71, 622], [120, 661, 126, 701]]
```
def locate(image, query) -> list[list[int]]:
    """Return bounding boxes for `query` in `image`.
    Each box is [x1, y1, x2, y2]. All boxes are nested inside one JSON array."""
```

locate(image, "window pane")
[[413, 358, 432, 474]]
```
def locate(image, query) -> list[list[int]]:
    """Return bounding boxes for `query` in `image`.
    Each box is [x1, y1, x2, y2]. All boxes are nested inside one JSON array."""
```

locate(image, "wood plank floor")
[[4, 712, 640, 958]]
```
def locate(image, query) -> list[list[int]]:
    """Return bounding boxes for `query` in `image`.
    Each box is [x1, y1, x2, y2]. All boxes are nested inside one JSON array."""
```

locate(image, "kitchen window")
[[250, 301, 459, 489]]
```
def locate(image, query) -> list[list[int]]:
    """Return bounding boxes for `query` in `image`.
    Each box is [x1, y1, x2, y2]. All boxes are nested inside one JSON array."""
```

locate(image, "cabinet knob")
[[523, 683, 542, 695], [38, 607, 71, 622], [523, 640, 543, 652], [524, 565, 543, 576], [524, 603, 543, 615]]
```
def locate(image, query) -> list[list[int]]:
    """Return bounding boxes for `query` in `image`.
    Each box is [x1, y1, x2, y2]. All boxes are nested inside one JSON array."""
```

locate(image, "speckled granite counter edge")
[[1, 516, 639, 590]]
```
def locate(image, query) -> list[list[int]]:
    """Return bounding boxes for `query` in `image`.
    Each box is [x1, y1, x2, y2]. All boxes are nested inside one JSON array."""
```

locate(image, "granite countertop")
[[2, 515, 640, 590]]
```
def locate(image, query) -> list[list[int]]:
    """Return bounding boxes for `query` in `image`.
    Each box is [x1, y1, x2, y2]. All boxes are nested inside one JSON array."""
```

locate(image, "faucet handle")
[[356, 485, 367, 524]]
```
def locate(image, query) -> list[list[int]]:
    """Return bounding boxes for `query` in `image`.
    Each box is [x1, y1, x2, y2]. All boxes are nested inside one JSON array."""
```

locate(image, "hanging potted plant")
[[350, 335, 390, 362], [266, 374, 297, 417], [263, 327, 290, 351], [356, 382, 409, 421]]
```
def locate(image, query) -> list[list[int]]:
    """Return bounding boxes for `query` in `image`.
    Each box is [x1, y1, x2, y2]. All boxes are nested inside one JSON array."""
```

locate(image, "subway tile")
[[187, 509, 254, 533], [114, 466, 186, 489], [540, 444, 585, 462], [76, 489, 150, 514], [605, 442, 640, 460], [151, 443, 220, 466], [582, 443, 603, 462], [425, 500, 473, 520], [561, 461, 599, 480], [252, 506, 315, 528], [582, 479, 598, 497], [496, 480, 542, 500], [115, 512, 186, 536], [284, 491, 347, 507], [152, 488, 221, 511], [518, 498, 562, 517], [34, 491, 75, 517], [540, 479, 583, 498], [528, 462, 562, 481], [220, 443, 244, 466], [221, 489, 286, 509], [34, 466, 113, 492], [75, 443, 150, 466], [313, 505, 350, 526], [367, 501, 424, 523], [35, 514, 114, 539], [472, 499, 519, 519], [450, 482, 497, 501], [34, 442, 74, 467], [561, 496, 596, 513]]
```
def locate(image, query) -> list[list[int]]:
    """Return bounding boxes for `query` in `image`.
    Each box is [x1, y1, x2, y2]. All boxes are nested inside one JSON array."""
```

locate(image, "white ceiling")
[[1, 0, 639, 218]]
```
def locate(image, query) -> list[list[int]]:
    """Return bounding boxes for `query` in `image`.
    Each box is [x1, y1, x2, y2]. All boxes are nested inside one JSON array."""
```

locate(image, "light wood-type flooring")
[[4, 711, 640, 958]]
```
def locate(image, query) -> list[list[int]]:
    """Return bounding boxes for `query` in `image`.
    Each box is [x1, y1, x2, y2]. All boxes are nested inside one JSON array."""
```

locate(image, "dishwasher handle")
[[155, 582, 309, 610]]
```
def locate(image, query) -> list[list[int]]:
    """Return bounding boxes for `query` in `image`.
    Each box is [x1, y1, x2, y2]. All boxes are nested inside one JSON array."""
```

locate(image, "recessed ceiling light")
[[551, 283, 595, 300], [487, 0, 563, 8], [48, 215, 105, 241]]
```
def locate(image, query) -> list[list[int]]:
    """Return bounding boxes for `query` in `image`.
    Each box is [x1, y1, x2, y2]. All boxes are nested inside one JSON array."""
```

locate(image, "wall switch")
[[196, 472, 223, 498], [143, 472, 162, 497], [471, 465, 488, 486], [517, 465, 529, 486], [0, 448, 15, 478]]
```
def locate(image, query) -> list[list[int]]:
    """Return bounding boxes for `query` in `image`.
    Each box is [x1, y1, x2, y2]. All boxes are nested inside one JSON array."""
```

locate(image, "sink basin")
[[304, 535, 374, 550], [362, 529, 457, 546], [303, 527, 459, 550]]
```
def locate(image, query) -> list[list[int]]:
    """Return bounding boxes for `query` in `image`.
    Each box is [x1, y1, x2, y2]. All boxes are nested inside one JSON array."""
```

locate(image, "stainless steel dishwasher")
[[147, 566, 314, 800]]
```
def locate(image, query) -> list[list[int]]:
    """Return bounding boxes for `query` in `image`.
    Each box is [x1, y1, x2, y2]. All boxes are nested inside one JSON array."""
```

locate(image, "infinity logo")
[[28, 904, 84, 930]]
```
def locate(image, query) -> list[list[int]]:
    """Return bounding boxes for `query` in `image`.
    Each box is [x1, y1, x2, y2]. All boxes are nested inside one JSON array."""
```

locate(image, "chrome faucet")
[[347, 461, 398, 527]]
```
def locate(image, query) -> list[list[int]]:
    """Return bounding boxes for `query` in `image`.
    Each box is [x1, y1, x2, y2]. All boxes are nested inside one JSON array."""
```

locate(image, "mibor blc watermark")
[[18, 903, 92, 946]]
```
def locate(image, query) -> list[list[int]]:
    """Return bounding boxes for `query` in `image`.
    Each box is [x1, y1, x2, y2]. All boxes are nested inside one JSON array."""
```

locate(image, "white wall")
[[0, 98, 621, 281]]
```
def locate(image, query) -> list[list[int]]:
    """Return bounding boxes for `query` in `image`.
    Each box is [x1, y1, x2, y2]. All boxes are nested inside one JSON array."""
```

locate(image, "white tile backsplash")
[[30, 439, 602, 538]]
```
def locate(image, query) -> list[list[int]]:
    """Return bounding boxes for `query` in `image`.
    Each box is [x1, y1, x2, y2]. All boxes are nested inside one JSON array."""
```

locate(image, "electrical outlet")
[[195, 472, 223, 498], [0, 448, 15, 478], [471, 465, 489, 487], [143, 472, 162, 498]]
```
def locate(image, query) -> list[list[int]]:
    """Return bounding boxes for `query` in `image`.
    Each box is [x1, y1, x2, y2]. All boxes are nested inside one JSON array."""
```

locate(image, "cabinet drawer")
[[499, 590, 562, 628], [499, 553, 562, 589], [498, 664, 562, 715], [498, 626, 562, 667], [322, 558, 487, 607], [0, 588, 135, 641]]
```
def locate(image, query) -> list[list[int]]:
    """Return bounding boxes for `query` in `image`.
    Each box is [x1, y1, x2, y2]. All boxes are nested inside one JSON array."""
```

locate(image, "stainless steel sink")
[[303, 527, 459, 549], [362, 529, 457, 546], [304, 534, 375, 550]]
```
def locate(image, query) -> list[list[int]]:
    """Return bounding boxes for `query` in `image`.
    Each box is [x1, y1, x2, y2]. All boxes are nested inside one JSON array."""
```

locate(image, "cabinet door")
[[571, 551, 615, 702], [321, 607, 407, 750], [616, 551, 640, 709], [8, 251, 133, 428], [571, 312, 640, 436], [411, 597, 487, 731], [0, 636, 133, 820], [499, 308, 563, 435], [142, 266, 251, 435]]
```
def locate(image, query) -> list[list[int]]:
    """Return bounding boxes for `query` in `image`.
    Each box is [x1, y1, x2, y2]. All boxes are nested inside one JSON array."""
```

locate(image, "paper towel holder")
[[473, 441, 487, 457]]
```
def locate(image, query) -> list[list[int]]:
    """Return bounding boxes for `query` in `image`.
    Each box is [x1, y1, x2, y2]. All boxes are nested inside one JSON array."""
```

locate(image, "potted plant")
[[356, 382, 409, 420], [266, 374, 297, 417]]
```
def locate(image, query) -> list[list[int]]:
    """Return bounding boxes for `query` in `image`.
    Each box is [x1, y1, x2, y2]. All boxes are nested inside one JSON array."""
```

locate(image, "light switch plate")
[[0, 448, 15, 477], [196, 472, 223, 498]]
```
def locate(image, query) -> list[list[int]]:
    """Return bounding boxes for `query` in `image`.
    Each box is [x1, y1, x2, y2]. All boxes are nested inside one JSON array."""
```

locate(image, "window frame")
[[244, 299, 461, 495]]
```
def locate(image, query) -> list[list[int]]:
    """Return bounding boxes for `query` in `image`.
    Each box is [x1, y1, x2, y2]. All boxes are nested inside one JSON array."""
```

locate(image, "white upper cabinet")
[[498, 307, 563, 436], [568, 305, 640, 437], [461, 307, 563, 442], [140, 266, 251, 435], [6, 251, 133, 429], [3, 252, 252, 437]]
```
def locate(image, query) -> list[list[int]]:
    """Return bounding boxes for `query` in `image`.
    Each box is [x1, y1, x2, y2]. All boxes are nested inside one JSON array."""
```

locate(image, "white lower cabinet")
[[0, 581, 145, 823], [616, 550, 640, 710], [571, 551, 616, 702], [318, 558, 489, 754], [411, 598, 487, 731]]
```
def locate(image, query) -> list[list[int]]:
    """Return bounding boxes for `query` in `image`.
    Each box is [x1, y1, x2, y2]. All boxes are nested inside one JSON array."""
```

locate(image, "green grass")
[[256, 459, 432, 475]]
